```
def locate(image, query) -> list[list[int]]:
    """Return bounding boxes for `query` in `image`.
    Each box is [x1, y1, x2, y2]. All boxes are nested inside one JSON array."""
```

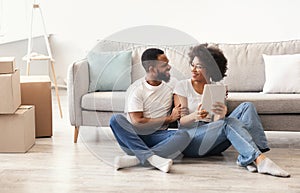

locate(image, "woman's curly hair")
[[188, 44, 228, 82]]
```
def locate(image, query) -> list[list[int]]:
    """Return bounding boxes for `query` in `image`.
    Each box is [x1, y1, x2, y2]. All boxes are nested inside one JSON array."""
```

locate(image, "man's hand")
[[129, 103, 185, 130], [168, 104, 182, 122]]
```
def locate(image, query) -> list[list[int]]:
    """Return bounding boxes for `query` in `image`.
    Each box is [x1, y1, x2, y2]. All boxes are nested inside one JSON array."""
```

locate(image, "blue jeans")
[[181, 117, 262, 166], [109, 114, 190, 165], [229, 102, 270, 152]]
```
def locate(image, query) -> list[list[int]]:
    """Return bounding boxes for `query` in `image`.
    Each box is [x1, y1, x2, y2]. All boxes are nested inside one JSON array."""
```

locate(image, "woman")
[[173, 44, 290, 177]]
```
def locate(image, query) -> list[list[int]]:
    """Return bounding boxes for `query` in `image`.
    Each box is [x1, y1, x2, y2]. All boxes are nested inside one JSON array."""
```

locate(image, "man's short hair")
[[141, 48, 164, 72]]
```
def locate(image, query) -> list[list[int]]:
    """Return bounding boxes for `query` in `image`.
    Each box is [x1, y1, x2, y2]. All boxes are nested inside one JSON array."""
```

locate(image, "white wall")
[[1, 0, 300, 85]]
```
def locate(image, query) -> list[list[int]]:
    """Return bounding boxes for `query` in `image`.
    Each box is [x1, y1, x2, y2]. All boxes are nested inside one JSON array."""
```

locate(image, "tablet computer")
[[200, 84, 226, 117]]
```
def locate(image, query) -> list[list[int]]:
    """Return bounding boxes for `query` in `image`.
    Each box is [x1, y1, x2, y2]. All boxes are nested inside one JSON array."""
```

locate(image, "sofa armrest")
[[67, 59, 89, 126]]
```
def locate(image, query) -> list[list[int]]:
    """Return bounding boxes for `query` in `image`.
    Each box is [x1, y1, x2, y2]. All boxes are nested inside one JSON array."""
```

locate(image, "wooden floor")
[[1, 89, 300, 193]]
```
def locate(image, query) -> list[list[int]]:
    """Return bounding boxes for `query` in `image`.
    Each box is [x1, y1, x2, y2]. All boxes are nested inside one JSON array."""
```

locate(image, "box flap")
[[15, 105, 34, 114]]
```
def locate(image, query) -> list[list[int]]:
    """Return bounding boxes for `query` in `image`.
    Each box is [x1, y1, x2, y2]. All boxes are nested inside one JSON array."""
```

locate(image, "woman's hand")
[[193, 104, 209, 121], [211, 102, 227, 119], [169, 104, 182, 122]]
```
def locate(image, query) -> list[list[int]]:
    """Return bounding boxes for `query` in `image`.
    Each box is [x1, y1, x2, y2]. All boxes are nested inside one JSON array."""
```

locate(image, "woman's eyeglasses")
[[190, 63, 206, 70]]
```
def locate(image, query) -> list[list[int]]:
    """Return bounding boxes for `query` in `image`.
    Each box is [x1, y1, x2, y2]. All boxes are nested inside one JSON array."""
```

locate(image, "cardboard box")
[[0, 57, 15, 74], [0, 105, 35, 153], [0, 69, 21, 114], [20, 76, 52, 137]]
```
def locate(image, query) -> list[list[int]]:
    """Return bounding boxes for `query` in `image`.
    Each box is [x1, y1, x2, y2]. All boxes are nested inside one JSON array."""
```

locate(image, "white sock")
[[147, 155, 173, 173], [236, 161, 257, 173], [257, 157, 290, 177], [246, 162, 257, 173], [114, 155, 140, 170]]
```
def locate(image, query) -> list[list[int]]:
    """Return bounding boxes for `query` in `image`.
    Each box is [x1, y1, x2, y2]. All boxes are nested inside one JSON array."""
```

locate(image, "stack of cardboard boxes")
[[0, 57, 53, 153], [0, 57, 35, 153]]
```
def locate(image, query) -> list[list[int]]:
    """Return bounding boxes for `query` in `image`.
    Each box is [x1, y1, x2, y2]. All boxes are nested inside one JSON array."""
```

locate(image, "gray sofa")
[[68, 39, 300, 143]]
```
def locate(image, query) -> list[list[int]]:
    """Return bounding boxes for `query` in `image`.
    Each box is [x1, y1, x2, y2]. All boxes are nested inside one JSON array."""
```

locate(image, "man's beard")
[[157, 71, 170, 82]]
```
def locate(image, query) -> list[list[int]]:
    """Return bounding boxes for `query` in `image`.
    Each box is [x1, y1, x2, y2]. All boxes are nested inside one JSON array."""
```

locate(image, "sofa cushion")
[[81, 91, 126, 112], [87, 51, 132, 92], [227, 92, 300, 114], [82, 91, 300, 115], [262, 53, 300, 93], [218, 40, 300, 92]]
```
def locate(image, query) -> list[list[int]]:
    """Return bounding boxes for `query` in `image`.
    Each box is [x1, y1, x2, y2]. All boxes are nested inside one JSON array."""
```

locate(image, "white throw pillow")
[[262, 54, 300, 93]]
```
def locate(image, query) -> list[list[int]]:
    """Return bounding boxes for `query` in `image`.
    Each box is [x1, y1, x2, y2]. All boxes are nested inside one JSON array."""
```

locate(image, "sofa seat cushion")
[[227, 92, 300, 114], [82, 91, 300, 114], [81, 91, 126, 112]]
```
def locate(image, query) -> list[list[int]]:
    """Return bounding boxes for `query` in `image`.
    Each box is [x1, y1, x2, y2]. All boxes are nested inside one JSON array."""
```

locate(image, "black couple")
[[109, 45, 290, 177]]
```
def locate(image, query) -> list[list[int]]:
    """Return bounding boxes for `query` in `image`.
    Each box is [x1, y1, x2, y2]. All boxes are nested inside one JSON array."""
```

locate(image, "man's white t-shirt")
[[125, 77, 177, 129], [173, 79, 202, 114]]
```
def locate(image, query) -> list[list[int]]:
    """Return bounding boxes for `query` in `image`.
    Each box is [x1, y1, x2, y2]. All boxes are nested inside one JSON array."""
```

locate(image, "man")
[[110, 48, 189, 173]]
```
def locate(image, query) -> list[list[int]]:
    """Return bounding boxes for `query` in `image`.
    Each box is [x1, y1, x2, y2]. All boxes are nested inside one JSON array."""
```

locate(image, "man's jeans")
[[109, 114, 190, 165]]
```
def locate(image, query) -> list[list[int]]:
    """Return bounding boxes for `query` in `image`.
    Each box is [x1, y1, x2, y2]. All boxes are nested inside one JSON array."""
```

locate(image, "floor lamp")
[[23, 0, 63, 118]]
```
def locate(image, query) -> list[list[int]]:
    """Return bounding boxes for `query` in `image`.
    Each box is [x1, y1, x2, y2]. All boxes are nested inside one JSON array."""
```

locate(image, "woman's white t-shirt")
[[173, 79, 202, 114]]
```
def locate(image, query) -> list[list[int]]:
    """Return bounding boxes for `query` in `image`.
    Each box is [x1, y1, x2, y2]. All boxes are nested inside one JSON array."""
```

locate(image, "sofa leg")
[[74, 126, 79, 143]]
